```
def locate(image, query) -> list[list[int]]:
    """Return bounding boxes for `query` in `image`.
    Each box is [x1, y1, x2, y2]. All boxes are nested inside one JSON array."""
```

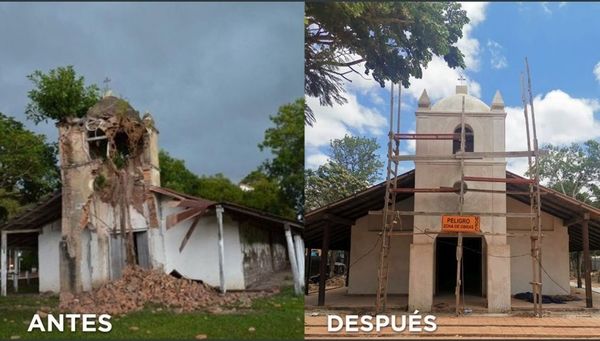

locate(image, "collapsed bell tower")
[[57, 95, 160, 294]]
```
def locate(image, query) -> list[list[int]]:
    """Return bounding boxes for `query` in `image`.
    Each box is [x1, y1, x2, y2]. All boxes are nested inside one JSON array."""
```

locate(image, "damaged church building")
[[304, 84, 600, 313], [0, 96, 304, 296]]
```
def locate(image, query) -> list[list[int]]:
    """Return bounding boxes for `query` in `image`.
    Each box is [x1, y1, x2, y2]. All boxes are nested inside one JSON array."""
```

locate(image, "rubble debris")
[[58, 266, 274, 315], [308, 275, 346, 294]]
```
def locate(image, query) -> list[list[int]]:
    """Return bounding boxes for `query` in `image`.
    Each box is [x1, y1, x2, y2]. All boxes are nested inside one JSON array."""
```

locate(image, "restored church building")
[[305, 85, 600, 313]]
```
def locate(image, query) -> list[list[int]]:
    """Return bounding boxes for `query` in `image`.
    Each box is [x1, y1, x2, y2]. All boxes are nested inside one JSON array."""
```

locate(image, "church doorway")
[[435, 236, 483, 296]]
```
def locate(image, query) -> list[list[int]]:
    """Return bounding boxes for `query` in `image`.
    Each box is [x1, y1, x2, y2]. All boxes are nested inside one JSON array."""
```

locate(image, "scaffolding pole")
[[526, 58, 544, 317], [455, 95, 466, 316]]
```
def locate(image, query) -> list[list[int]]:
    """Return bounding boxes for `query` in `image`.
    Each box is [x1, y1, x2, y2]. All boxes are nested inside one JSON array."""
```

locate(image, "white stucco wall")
[[348, 198, 413, 294], [507, 197, 570, 295], [38, 220, 61, 293], [161, 203, 246, 290]]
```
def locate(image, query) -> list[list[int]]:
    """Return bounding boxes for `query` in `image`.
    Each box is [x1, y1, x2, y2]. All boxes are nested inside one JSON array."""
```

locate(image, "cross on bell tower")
[[102, 77, 112, 97]]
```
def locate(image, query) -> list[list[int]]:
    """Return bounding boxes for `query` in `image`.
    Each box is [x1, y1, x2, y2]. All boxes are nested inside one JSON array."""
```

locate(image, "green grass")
[[0, 287, 303, 340]]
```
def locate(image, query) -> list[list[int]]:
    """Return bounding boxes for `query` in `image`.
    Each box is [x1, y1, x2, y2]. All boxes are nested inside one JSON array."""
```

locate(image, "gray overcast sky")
[[0, 2, 303, 182]]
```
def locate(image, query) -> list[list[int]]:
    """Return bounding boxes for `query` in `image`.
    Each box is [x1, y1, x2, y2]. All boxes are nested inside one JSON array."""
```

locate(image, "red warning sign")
[[441, 215, 480, 233]]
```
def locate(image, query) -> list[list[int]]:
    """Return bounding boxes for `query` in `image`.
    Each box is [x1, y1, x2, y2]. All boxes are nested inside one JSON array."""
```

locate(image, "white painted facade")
[[33, 194, 299, 293], [38, 220, 61, 293], [347, 197, 571, 297], [160, 204, 246, 290]]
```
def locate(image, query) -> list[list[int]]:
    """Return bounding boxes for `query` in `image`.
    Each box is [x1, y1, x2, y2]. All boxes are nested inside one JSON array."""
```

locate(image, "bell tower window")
[[452, 125, 474, 154]]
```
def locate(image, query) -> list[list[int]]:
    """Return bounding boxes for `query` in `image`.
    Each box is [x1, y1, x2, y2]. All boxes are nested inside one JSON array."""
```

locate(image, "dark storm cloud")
[[0, 2, 303, 182]]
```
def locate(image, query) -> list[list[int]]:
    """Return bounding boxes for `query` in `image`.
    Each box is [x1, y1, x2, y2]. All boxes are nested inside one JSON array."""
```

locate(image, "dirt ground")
[[305, 284, 600, 339], [305, 311, 600, 339]]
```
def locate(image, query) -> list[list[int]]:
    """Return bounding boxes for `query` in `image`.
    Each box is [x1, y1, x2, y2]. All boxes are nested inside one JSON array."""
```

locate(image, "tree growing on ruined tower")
[[305, 2, 469, 124], [25, 65, 100, 123]]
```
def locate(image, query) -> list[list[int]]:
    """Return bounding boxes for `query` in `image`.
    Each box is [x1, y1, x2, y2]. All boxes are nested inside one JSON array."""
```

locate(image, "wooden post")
[[305, 248, 312, 295], [1, 231, 6, 296], [215, 205, 226, 294], [12, 249, 18, 292], [284, 224, 301, 295], [345, 250, 350, 287], [328, 250, 336, 278], [577, 251, 582, 288], [318, 225, 331, 306], [294, 233, 305, 292], [582, 216, 593, 308]]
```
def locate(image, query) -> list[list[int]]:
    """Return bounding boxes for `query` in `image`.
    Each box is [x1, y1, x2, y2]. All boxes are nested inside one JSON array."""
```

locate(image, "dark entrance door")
[[436, 236, 482, 295]]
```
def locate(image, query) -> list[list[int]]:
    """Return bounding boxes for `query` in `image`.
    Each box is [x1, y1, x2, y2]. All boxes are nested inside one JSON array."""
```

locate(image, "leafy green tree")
[[196, 174, 245, 204], [305, 162, 368, 211], [159, 150, 243, 203], [241, 170, 296, 218], [26, 65, 100, 123], [159, 151, 295, 218], [159, 150, 202, 194], [531, 140, 599, 207], [259, 98, 304, 216], [0, 113, 59, 221], [305, 135, 383, 211], [329, 134, 383, 184], [305, 2, 469, 123]]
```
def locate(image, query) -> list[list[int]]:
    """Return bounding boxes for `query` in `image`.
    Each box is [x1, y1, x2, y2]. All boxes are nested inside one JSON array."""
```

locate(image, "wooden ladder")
[[375, 83, 401, 313]]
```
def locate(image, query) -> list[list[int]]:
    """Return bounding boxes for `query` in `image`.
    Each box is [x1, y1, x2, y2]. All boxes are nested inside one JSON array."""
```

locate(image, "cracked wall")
[[58, 96, 161, 294]]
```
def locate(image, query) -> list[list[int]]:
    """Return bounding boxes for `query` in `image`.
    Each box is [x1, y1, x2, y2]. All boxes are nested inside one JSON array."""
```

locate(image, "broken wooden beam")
[[178, 216, 201, 253]]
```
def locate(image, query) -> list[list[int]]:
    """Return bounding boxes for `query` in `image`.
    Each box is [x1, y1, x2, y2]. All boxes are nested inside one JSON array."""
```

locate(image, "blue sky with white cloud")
[[306, 2, 600, 180]]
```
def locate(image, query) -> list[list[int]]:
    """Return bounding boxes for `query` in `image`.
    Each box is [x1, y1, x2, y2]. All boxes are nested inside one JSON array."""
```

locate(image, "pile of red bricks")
[[58, 266, 274, 315]]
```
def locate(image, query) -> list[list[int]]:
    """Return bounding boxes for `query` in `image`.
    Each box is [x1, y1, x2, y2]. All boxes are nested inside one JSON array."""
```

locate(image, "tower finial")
[[491, 90, 505, 111], [418, 89, 431, 109]]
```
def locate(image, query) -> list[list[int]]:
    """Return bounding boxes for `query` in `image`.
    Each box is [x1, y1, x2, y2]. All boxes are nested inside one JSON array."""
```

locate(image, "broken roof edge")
[[217, 201, 303, 230], [1, 185, 302, 232], [0, 190, 61, 231], [149, 186, 302, 230]]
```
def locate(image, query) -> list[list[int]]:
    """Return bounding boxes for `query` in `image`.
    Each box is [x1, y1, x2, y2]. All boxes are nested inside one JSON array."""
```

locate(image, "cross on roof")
[[458, 74, 466, 85], [102, 77, 112, 97]]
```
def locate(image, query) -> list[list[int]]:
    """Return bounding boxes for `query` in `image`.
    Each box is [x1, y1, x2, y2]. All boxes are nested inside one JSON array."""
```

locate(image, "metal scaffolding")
[[374, 59, 544, 317]]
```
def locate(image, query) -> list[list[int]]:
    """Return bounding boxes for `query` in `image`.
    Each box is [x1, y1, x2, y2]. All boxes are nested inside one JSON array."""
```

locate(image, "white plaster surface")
[[348, 212, 412, 295], [38, 220, 61, 293], [508, 199, 570, 295], [161, 204, 246, 290]]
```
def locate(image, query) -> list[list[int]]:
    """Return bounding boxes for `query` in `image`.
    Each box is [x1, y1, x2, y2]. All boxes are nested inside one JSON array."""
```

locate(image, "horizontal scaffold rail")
[[392, 187, 458, 193], [393, 133, 461, 140], [391, 187, 543, 195], [392, 150, 539, 161], [388, 231, 541, 237], [368, 210, 536, 218], [464, 176, 534, 184]]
